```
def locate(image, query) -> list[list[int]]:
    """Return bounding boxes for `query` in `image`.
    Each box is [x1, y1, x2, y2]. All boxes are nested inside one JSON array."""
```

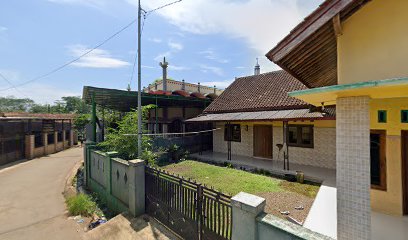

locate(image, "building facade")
[[267, 0, 408, 238], [0, 113, 76, 165]]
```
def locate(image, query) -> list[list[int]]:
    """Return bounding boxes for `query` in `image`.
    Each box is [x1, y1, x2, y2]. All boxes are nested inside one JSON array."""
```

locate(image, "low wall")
[[56, 142, 64, 152], [0, 151, 23, 165], [33, 147, 45, 158], [84, 144, 144, 216], [231, 192, 333, 240], [46, 144, 56, 155], [256, 213, 332, 240]]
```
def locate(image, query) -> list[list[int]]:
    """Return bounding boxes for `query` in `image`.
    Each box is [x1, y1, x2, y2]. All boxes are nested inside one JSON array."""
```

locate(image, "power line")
[[0, 72, 29, 98], [0, 18, 138, 92], [146, 0, 183, 16]]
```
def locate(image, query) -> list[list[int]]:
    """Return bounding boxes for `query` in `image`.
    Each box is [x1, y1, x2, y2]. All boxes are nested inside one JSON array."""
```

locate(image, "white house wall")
[[213, 122, 336, 169]]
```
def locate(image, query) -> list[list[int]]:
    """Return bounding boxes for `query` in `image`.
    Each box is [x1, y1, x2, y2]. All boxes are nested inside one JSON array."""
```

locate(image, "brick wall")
[[213, 122, 336, 169], [273, 127, 336, 169]]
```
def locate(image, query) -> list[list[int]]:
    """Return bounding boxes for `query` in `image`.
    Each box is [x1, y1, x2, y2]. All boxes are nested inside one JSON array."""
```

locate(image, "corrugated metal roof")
[[186, 108, 335, 122]]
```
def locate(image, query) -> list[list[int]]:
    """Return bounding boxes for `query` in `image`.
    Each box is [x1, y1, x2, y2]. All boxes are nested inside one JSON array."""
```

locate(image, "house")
[[0, 112, 76, 165], [188, 68, 336, 170], [265, 0, 408, 239]]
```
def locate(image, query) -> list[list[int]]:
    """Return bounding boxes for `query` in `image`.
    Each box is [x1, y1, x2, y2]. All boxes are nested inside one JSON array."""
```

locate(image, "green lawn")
[[161, 160, 319, 198]]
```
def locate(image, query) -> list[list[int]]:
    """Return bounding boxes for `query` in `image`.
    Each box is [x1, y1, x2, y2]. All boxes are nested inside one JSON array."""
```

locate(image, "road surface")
[[0, 147, 83, 240]]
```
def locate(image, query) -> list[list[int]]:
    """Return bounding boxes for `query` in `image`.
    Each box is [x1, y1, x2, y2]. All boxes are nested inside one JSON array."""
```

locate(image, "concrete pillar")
[[25, 135, 35, 160], [231, 192, 265, 240], [62, 131, 66, 149], [69, 130, 74, 146], [336, 96, 371, 240], [128, 159, 145, 217], [83, 142, 96, 187], [43, 133, 48, 153], [54, 131, 58, 152]]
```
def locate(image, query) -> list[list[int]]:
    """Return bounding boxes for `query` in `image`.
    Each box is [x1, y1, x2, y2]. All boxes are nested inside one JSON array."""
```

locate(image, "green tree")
[[0, 96, 35, 112], [73, 114, 91, 138], [98, 106, 155, 160]]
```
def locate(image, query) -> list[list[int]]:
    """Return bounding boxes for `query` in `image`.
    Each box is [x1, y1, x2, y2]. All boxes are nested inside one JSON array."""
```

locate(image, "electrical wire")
[[0, 18, 138, 92], [0, 0, 184, 93], [146, 0, 183, 16], [0, 72, 29, 98]]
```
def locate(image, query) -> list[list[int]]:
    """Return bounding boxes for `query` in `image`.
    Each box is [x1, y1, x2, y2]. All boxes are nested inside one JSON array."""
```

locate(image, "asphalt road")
[[0, 147, 83, 240]]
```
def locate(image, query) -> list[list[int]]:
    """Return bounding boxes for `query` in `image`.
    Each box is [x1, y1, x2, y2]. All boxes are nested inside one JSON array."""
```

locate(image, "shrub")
[[66, 194, 97, 217], [98, 106, 155, 160]]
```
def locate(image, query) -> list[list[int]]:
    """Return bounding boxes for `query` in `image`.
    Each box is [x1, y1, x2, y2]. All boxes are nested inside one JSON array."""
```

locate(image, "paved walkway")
[[0, 147, 83, 240]]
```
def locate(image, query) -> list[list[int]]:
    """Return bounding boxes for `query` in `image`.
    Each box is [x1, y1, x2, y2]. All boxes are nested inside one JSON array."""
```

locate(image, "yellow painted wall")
[[369, 98, 408, 215], [338, 0, 408, 84]]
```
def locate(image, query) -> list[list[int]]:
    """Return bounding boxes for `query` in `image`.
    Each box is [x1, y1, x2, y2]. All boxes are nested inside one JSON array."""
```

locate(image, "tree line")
[[0, 96, 91, 114]]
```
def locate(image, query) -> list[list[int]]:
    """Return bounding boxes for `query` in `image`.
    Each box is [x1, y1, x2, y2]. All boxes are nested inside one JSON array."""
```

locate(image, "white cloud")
[[131, 0, 321, 62], [200, 64, 223, 76], [199, 49, 229, 63], [149, 37, 162, 43], [67, 44, 130, 68], [168, 40, 183, 51], [169, 65, 189, 71], [201, 79, 234, 89], [142, 65, 156, 69], [0, 26, 7, 32]]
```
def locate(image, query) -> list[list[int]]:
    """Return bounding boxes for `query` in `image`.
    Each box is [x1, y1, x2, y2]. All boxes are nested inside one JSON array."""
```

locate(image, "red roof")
[[204, 70, 309, 114], [0, 112, 76, 120]]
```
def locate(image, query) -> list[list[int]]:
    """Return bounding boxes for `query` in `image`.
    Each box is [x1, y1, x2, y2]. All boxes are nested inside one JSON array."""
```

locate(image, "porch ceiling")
[[288, 77, 408, 106]]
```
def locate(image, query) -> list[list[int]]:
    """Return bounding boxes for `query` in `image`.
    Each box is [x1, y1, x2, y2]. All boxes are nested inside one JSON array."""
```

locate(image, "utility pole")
[[137, 0, 142, 158]]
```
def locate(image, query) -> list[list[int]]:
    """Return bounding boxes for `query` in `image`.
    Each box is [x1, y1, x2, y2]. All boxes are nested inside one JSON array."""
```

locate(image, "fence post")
[[197, 184, 203, 238], [231, 192, 265, 240], [128, 159, 145, 217], [83, 142, 95, 188], [106, 152, 118, 195]]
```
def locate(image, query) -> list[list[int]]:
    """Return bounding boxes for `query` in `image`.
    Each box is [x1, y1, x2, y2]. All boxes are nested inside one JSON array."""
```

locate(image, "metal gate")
[[145, 166, 232, 240]]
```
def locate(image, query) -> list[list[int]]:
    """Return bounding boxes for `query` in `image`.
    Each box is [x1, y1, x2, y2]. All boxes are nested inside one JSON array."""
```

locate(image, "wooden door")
[[402, 131, 408, 215], [253, 125, 272, 159]]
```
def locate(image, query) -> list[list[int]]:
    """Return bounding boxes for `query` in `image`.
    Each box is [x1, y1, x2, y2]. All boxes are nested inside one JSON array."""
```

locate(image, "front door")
[[253, 125, 272, 159], [402, 131, 408, 215]]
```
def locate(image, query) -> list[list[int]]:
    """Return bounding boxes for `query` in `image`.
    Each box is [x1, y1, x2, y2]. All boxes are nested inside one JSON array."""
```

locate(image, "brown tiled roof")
[[0, 112, 76, 120], [204, 70, 309, 113]]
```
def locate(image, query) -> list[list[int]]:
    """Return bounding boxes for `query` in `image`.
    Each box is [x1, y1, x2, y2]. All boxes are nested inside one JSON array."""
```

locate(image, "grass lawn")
[[161, 160, 319, 198], [162, 160, 320, 223]]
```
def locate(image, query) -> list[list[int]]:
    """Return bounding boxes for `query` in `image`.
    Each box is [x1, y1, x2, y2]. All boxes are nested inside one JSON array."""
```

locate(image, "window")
[[378, 110, 387, 123], [48, 133, 55, 144], [224, 124, 241, 142], [57, 132, 63, 142], [402, 110, 408, 123], [65, 130, 70, 140], [287, 125, 314, 148], [34, 134, 43, 148], [370, 130, 386, 190]]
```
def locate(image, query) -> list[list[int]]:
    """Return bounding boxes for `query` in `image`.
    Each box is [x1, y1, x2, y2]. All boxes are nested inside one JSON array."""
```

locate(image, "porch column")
[[25, 135, 35, 160], [336, 96, 371, 240]]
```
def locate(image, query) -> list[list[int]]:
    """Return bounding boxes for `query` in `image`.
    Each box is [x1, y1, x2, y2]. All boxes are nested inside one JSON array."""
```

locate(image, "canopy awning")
[[186, 108, 335, 122], [82, 86, 211, 112], [288, 77, 408, 106]]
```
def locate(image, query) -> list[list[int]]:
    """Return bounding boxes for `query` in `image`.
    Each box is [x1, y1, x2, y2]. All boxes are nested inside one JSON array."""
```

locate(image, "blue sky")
[[0, 0, 322, 104]]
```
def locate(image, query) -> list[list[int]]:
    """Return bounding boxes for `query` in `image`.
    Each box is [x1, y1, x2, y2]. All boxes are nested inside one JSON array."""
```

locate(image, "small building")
[[0, 112, 76, 165], [187, 69, 336, 169]]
